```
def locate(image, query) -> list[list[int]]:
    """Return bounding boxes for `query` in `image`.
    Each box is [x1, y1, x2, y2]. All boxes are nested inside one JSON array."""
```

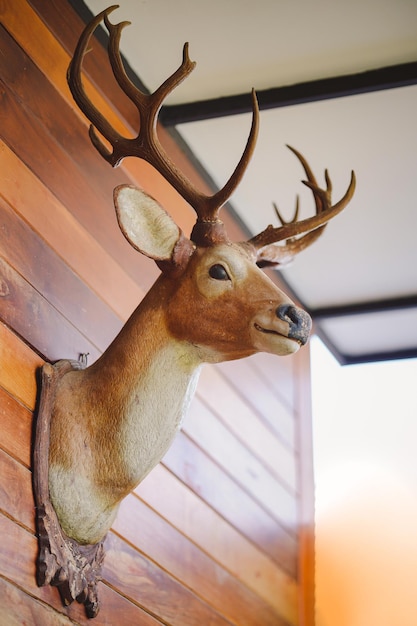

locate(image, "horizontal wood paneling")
[[135, 464, 297, 606], [113, 497, 289, 626], [217, 357, 297, 448], [0, 0, 315, 623], [0, 194, 122, 347], [186, 395, 297, 498], [0, 255, 101, 362], [0, 140, 142, 319], [0, 323, 42, 409], [165, 429, 296, 558], [0, 386, 32, 468]]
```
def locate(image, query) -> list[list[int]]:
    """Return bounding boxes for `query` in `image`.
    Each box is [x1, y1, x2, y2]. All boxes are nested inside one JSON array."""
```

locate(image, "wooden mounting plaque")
[[33, 360, 106, 618]]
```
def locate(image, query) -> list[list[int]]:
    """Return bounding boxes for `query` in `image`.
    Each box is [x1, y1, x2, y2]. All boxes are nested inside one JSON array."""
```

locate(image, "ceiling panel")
[[83, 0, 417, 102], [319, 307, 417, 362]]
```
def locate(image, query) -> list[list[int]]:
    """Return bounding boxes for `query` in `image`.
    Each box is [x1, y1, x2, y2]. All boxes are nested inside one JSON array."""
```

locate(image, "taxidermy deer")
[[33, 5, 355, 618]]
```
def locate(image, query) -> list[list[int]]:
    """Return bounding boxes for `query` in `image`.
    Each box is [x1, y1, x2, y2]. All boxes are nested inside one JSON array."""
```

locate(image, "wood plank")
[[0, 23, 128, 194], [136, 464, 298, 600], [0, 323, 42, 410], [114, 494, 293, 626], [1, 0, 132, 147], [28, 0, 142, 132], [217, 357, 296, 449], [163, 432, 297, 555], [0, 141, 141, 320], [0, 448, 34, 532], [250, 351, 297, 414], [0, 386, 31, 468], [104, 532, 234, 626], [187, 394, 296, 490], [0, 577, 72, 626], [0, 35, 153, 290], [0, 195, 122, 352], [185, 397, 297, 517], [0, 454, 233, 625], [197, 365, 297, 480], [0, 511, 86, 622], [0, 512, 163, 625], [0, 256, 101, 363]]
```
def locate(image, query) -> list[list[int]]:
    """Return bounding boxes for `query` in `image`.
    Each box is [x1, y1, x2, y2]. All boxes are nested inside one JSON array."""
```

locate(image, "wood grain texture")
[[0, 386, 32, 467], [0, 141, 142, 319], [135, 464, 298, 604], [0, 323, 42, 410], [0, 195, 122, 349], [163, 431, 297, 554], [0, 35, 143, 286], [192, 366, 297, 492], [0, 512, 164, 625], [217, 356, 297, 448], [0, 256, 100, 363], [184, 397, 297, 528], [0, 577, 72, 626], [114, 494, 294, 626]]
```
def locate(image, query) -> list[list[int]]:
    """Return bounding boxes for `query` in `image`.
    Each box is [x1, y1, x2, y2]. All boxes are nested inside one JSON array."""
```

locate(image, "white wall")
[[311, 337, 417, 626]]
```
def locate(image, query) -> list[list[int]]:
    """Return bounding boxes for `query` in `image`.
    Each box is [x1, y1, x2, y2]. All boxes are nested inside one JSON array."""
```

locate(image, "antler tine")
[[68, 6, 124, 163], [69, 7, 260, 245], [191, 89, 259, 244], [256, 195, 326, 268], [208, 89, 259, 215], [256, 227, 326, 268], [272, 196, 300, 227], [248, 146, 356, 257]]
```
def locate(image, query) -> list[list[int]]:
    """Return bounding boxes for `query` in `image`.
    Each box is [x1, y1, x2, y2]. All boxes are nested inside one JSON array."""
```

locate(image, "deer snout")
[[276, 304, 312, 346]]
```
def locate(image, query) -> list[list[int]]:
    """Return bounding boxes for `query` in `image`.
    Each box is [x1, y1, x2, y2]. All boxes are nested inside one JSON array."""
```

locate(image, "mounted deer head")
[[33, 5, 355, 618]]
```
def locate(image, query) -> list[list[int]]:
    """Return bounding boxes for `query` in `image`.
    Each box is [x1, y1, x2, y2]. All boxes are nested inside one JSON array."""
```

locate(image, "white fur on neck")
[[118, 341, 202, 486]]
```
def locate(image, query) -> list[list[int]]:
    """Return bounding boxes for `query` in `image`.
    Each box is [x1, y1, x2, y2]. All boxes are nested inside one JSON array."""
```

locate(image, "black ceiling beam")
[[160, 61, 417, 126], [311, 294, 417, 320], [342, 347, 417, 365]]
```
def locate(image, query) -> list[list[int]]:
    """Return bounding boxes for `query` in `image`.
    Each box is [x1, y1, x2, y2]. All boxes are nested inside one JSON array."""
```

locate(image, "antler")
[[67, 5, 259, 245], [248, 145, 356, 267]]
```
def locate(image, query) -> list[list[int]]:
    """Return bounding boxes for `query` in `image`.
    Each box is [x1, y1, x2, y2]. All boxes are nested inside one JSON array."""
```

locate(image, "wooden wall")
[[0, 1, 315, 624]]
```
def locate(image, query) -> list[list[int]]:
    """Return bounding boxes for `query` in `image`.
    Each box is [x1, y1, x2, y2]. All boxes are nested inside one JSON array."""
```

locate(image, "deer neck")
[[49, 277, 203, 544], [83, 277, 203, 490]]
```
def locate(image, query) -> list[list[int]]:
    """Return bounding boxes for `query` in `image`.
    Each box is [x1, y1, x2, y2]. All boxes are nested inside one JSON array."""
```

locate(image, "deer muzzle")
[[276, 304, 312, 346]]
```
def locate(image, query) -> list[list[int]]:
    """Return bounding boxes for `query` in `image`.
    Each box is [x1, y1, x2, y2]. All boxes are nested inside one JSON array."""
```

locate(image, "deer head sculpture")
[[33, 5, 355, 617]]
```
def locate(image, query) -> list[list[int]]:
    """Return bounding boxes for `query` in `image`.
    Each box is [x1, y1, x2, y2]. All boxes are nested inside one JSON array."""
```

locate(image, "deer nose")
[[276, 304, 312, 346]]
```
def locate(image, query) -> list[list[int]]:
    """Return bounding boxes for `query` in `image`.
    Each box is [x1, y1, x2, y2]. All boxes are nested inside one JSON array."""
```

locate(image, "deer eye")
[[209, 264, 230, 281]]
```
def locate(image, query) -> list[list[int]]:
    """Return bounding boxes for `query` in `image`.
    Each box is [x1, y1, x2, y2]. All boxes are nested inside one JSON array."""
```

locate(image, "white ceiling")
[[82, 0, 417, 363]]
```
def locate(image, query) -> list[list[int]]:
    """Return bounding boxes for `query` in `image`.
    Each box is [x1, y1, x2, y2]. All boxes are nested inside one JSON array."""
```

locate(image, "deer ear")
[[114, 185, 183, 261]]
